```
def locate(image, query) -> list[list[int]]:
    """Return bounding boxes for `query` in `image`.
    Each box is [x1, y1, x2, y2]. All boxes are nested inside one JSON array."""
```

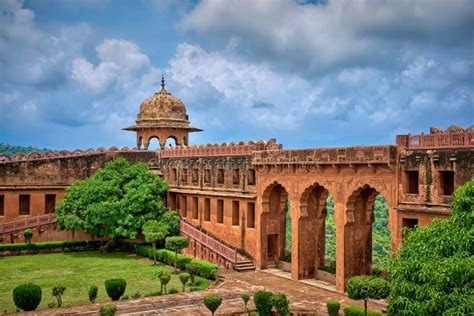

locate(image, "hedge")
[[344, 306, 384, 316], [0, 240, 100, 253], [119, 244, 218, 280]]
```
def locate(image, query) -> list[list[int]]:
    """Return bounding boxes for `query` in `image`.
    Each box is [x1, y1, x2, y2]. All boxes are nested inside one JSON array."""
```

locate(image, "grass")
[[0, 251, 210, 313]]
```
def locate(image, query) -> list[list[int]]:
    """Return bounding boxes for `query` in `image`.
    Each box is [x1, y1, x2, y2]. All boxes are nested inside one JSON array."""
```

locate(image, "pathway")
[[12, 270, 387, 315]]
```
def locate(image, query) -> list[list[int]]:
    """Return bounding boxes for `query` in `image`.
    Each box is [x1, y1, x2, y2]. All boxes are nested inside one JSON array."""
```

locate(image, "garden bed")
[[0, 251, 211, 313]]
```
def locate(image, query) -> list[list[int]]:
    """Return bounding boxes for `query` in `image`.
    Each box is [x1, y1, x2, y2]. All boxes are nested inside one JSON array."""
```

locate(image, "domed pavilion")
[[124, 76, 202, 149]]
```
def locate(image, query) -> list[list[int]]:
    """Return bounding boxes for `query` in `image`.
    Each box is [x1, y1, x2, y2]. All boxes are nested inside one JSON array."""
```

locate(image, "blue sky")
[[1, 0, 473, 150]]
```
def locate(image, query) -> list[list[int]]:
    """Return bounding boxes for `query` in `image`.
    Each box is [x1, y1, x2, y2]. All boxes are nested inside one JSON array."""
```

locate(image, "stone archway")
[[261, 182, 289, 268], [343, 185, 379, 280], [298, 183, 329, 279]]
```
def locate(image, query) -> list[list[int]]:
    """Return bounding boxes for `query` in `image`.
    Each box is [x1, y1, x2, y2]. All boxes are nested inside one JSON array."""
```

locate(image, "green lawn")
[[0, 251, 210, 313]]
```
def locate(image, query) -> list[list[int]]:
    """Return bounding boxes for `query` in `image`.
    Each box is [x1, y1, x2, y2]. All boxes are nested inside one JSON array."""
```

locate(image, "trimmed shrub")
[[104, 279, 127, 301], [100, 304, 117, 316], [0, 240, 100, 253], [253, 290, 273, 316], [271, 292, 290, 316], [179, 273, 190, 292], [154, 249, 218, 280], [168, 287, 178, 294], [327, 300, 341, 316], [190, 258, 219, 280], [23, 228, 33, 244], [347, 276, 390, 316], [88, 285, 98, 303], [344, 305, 383, 316], [52, 285, 66, 307], [186, 263, 200, 286], [131, 291, 141, 299], [159, 273, 171, 294], [203, 294, 223, 316], [241, 293, 250, 313], [12, 283, 42, 311]]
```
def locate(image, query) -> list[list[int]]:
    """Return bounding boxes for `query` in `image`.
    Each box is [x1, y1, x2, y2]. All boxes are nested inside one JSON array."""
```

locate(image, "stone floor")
[[13, 269, 387, 315]]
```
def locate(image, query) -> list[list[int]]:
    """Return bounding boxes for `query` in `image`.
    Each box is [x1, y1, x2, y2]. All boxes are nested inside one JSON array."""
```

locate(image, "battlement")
[[396, 125, 474, 150], [159, 139, 281, 158]]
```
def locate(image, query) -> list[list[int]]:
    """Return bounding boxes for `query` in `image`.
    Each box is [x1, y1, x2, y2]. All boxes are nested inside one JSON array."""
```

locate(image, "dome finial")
[[161, 75, 165, 89]]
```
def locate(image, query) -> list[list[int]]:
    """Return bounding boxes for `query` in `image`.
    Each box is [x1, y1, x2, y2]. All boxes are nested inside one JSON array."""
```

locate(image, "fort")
[[1, 78, 473, 292]]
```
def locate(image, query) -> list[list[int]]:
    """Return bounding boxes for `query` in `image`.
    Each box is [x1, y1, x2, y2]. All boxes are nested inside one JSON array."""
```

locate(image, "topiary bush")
[[203, 294, 223, 316], [179, 273, 190, 292], [347, 276, 390, 316], [12, 283, 42, 311], [327, 300, 341, 316], [241, 293, 250, 313], [88, 285, 98, 303], [343, 305, 383, 316], [52, 285, 66, 307], [159, 273, 171, 294], [271, 292, 290, 315], [104, 279, 127, 301], [186, 263, 200, 286], [23, 228, 33, 244], [253, 290, 273, 316], [99, 303, 117, 316]]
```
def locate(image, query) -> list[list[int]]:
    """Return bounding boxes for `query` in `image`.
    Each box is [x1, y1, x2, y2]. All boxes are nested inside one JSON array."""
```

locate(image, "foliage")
[[0, 240, 100, 253], [241, 293, 250, 313], [285, 199, 291, 253], [320, 261, 336, 274], [166, 236, 189, 272], [326, 300, 341, 316], [203, 294, 223, 316], [270, 292, 290, 315], [56, 158, 177, 246], [23, 228, 33, 244], [131, 291, 141, 299], [186, 263, 200, 286], [388, 179, 474, 315], [12, 283, 42, 311], [99, 304, 117, 316], [156, 272, 171, 294], [323, 194, 391, 271], [142, 220, 168, 264], [343, 306, 383, 316], [179, 273, 190, 292], [52, 285, 66, 307], [168, 287, 178, 294], [253, 290, 273, 316], [347, 276, 390, 316], [0, 251, 210, 312], [0, 143, 52, 155], [88, 285, 98, 303], [104, 279, 127, 301]]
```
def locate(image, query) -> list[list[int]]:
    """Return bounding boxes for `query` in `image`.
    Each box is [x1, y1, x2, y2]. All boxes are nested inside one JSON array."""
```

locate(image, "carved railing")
[[0, 213, 56, 234], [180, 220, 237, 263], [396, 132, 474, 149], [252, 145, 397, 166]]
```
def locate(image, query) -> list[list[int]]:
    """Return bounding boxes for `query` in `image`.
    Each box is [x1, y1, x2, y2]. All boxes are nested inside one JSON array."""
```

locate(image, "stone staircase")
[[234, 256, 256, 272]]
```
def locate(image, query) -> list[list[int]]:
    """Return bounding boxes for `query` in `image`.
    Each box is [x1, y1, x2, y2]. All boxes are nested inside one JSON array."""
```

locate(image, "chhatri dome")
[[124, 76, 202, 149]]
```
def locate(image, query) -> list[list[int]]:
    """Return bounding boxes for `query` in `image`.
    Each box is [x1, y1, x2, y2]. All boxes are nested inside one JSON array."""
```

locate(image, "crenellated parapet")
[[0, 146, 137, 164], [396, 125, 474, 150], [252, 145, 397, 167], [160, 139, 281, 158]]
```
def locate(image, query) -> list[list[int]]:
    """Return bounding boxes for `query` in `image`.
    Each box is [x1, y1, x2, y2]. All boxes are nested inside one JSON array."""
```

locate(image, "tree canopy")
[[388, 179, 474, 315], [56, 158, 178, 242]]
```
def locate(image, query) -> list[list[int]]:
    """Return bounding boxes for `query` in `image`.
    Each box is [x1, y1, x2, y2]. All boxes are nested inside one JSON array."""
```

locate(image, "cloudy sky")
[[1, 0, 473, 150]]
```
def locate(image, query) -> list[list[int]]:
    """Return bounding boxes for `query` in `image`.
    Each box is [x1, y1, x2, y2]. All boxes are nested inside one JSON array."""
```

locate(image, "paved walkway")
[[13, 270, 387, 315]]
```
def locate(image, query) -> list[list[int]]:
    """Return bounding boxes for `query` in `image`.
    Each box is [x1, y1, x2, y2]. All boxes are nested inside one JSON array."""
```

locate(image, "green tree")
[[142, 220, 168, 265], [388, 179, 474, 315], [347, 276, 390, 316], [52, 285, 66, 307], [56, 158, 177, 251], [166, 236, 189, 272], [23, 228, 33, 244], [179, 273, 190, 292], [203, 294, 222, 316]]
